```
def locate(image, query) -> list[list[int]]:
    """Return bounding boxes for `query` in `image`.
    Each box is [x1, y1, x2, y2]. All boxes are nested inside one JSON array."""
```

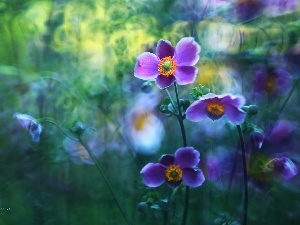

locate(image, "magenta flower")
[[13, 113, 43, 142], [185, 93, 246, 125], [140, 147, 205, 188], [134, 37, 201, 89]]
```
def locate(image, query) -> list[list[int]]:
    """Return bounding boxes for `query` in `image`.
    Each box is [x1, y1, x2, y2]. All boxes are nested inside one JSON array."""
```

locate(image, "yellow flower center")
[[158, 56, 177, 77], [134, 112, 149, 131], [207, 102, 225, 116], [165, 165, 182, 182], [265, 75, 277, 94]]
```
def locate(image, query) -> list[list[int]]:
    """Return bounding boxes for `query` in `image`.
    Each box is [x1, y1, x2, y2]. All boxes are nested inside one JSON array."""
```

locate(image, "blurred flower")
[[250, 130, 265, 149], [253, 66, 292, 99], [122, 92, 165, 155], [265, 120, 295, 143], [13, 113, 43, 142], [63, 133, 103, 165], [134, 37, 201, 89], [186, 93, 246, 125], [265, 155, 299, 180], [140, 147, 205, 188], [235, 0, 265, 21], [203, 154, 220, 181], [265, 0, 299, 16]]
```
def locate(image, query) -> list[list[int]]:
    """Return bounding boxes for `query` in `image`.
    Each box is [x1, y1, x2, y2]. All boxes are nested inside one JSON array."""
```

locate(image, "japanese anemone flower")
[[185, 93, 246, 125], [134, 37, 201, 89], [140, 147, 205, 188]]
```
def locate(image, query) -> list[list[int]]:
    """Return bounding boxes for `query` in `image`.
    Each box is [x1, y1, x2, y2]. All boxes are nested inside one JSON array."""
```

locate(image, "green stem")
[[78, 136, 132, 225], [173, 83, 189, 225], [236, 125, 248, 225], [174, 83, 187, 147], [278, 79, 299, 116], [39, 118, 78, 141]]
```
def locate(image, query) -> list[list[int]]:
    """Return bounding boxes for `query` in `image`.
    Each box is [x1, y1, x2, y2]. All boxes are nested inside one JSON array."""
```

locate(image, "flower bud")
[[250, 130, 264, 149], [242, 105, 258, 116], [13, 113, 43, 142], [141, 81, 153, 93], [136, 202, 148, 214], [72, 122, 86, 136]]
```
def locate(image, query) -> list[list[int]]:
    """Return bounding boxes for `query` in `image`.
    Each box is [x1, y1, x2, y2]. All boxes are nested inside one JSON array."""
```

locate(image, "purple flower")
[[235, 0, 265, 21], [253, 66, 292, 99], [140, 147, 205, 188], [266, 155, 299, 180], [265, 120, 295, 143], [134, 37, 201, 89], [13, 113, 43, 142], [185, 93, 246, 125]]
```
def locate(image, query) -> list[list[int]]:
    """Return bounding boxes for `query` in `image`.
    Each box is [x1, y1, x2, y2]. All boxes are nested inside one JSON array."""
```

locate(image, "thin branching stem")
[[278, 79, 299, 116], [236, 125, 248, 225]]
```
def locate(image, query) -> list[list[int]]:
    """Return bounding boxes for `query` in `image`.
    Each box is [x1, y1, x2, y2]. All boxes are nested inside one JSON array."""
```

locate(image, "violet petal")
[[224, 103, 246, 125], [185, 100, 208, 122], [174, 147, 200, 168], [182, 168, 205, 187], [174, 37, 201, 66], [220, 94, 246, 108], [156, 40, 175, 59], [159, 154, 175, 167], [134, 52, 159, 80], [140, 163, 165, 187], [174, 66, 198, 85], [156, 74, 176, 89]]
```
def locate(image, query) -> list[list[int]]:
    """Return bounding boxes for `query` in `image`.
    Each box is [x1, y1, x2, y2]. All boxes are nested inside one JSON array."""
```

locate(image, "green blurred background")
[[1, 0, 300, 224]]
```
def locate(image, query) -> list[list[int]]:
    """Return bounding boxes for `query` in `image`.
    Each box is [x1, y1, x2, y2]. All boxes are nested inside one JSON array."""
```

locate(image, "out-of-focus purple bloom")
[[204, 154, 220, 181], [186, 93, 246, 125], [266, 155, 299, 180], [235, 0, 265, 21], [140, 147, 205, 188], [253, 66, 292, 99], [265, 0, 299, 16], [13, 113, 43, 142], [250, 130, 265, 149], [134, 37, 201, 89], [265, 120, 295, 143]]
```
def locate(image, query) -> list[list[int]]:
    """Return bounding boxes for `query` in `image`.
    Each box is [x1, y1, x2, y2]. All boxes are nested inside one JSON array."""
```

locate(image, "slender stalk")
[[78, 136, 132, 225], [173, 83, 189, 225], [165, 88, 179, 115], [39, 118, 78, 141], [236, 125, 248, 225], [278, 79, 299, 116], [174, 83, 187, 147]]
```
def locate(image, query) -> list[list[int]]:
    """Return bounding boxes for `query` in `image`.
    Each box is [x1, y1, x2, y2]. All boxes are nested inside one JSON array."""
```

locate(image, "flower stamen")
[[165, 164, 182, 181], [207, 102, 225, 120], [265, 75, 277, 94], [158, 56, 177, 77]]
